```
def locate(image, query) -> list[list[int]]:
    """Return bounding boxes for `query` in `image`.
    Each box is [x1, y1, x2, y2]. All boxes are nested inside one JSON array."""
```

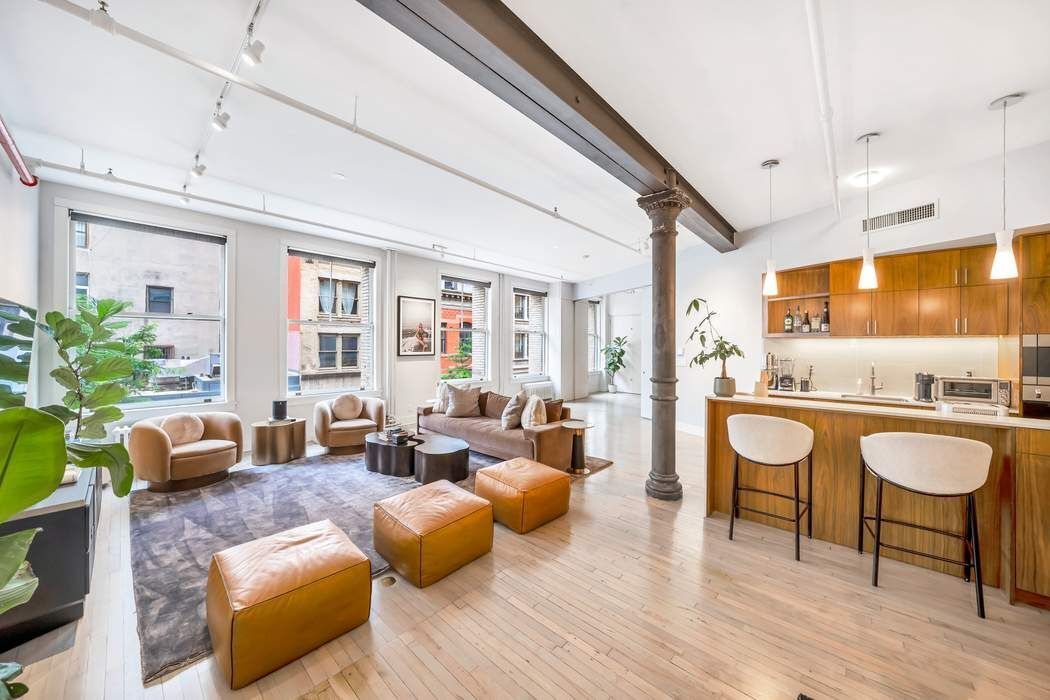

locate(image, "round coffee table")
[[364, 432, 422, 477], [562, 420, 594, 475], [414, 435, 470, 484]]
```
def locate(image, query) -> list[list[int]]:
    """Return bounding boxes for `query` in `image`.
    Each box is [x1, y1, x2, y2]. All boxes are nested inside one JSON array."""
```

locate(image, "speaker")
[[271, 400, 287, 421]]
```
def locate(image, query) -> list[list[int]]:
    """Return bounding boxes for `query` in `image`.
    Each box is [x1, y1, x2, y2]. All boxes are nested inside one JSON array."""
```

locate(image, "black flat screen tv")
[[0, 298, 37, 408]]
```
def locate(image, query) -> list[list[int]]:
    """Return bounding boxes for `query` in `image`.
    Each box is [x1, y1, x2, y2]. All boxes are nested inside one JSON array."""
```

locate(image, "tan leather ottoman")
[[475, 457, 571, 533], [206, 520, 371, 689], [373, 480, 493, 587]]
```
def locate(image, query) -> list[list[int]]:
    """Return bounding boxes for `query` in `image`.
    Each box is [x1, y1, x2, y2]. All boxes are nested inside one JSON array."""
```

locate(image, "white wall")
[[33, 182, 557, 445], [606, 289, 643, 394], [0, 165, 40, 400]]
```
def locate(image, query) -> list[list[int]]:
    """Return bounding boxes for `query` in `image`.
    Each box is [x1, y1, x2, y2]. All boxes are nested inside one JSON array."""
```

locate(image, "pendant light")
[[761, 159, 780, 296], [856, 132, 880, 290], [988, 93, 1024, 280]]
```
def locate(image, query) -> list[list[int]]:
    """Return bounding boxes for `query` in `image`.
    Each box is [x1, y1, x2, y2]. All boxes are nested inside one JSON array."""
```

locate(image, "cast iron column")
[[638, 185, 691, 501]]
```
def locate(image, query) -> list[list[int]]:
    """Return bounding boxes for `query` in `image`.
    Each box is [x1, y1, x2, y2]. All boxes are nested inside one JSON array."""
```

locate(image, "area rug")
[[128, 450, 612, 683]]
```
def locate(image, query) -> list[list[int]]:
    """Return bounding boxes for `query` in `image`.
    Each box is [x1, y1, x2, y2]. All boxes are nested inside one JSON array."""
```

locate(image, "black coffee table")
[[414, 435, 470, 484], [364, 432, 422, 477]]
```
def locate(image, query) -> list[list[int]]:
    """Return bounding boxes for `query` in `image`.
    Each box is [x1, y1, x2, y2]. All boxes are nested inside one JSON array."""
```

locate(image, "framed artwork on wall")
[[397, 295, 436, 356]]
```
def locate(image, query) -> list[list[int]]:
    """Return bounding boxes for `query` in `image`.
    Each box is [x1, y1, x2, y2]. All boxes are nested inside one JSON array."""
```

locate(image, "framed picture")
[[397, 295, 436, 356]]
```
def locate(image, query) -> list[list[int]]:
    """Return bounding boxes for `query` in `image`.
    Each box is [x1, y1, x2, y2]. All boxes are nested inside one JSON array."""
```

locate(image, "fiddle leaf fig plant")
[[686, 297, 744, 378], [601, 336, 628, 380]]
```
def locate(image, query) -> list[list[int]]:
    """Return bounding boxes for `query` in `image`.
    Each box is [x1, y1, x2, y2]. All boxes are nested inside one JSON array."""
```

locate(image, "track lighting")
[[179, 185, 190, 205], [88, 1, 116, 34], [211, 110, 230, 132], [191, 154, 206, 178], [242, 23, 265, 66]]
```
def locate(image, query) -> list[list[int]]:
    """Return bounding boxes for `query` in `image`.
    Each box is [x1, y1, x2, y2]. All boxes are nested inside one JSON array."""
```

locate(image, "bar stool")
[[726, 414, 813, 561], [857, 432, 991, 618]]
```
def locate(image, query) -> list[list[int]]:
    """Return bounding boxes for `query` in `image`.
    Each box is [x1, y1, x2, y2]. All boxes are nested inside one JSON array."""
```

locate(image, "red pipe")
[[0, 113, 38, 187]]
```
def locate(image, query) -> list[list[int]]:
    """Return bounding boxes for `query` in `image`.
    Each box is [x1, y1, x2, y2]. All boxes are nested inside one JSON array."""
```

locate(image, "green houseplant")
[[0, 298, 136, 697], [685, 297, 744, 397], [601, 336, 628, 393]]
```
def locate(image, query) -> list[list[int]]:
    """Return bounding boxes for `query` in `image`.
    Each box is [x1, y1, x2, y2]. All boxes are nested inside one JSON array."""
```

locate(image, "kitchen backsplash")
[[764, 337, 1014, 398]]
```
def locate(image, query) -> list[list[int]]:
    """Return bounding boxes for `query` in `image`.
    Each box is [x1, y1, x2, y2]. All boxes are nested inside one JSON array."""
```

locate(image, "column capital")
[[637, 187, 692, 217]]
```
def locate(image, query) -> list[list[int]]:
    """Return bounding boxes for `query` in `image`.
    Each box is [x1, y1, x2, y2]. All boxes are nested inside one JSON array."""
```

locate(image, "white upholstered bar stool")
[[858, 432, 992, 618], [726, 414, 814, 561]]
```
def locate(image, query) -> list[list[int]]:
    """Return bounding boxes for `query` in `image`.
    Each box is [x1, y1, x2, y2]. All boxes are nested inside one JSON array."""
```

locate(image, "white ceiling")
[[2, 1, 1049, 282]]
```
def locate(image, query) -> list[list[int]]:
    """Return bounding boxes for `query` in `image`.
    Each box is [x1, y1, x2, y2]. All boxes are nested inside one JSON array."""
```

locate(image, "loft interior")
[[1, 1, 1049, 698]]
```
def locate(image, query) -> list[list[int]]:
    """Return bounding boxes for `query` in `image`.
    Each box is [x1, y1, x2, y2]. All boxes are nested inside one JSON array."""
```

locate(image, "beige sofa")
[[417, 392, 573, 470], [314, 394, 385, 454], [128, 412, 243, 492]]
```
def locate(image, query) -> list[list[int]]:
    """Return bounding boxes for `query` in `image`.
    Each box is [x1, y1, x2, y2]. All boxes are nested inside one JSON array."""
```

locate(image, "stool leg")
[[969, 493, 986, 619], [857, 457, 866, 553], [729, 453, 739, 541], [963, 496, 972, 583], [793, 461, 801, 561], [871, 477, 884, 587], [807, 454, 813, 539]]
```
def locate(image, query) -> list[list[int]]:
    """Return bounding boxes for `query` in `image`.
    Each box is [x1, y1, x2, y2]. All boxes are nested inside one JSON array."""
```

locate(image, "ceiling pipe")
[[28, 156, 572, 281], [803, 0, 841, 218], [36, 0, 640, 256], [0, 114, 38, 187]]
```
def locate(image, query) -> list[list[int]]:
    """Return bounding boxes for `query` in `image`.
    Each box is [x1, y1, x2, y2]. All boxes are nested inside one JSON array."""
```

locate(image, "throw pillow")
[[434, 381, 451, 413], [501, 391, 528, 429], [521, 394, 547, 429], [446, 385, 481, 418], [160, 413, 205, 446], [484, 392, 511, 419], [332, 393, 363, 421], [544, 399, 564, 423]]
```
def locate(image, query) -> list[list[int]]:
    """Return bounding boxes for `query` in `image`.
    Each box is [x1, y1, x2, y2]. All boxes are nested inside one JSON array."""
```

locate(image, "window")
[[513, 293, 529, 322], [74, 272, 90, 302], [69, 211, 227, 407], [146, 285, 174, 314], [74, 221, 88, 248], [287, 249, 374, 395], [439, 276, 490, 381], [512, 287, 547, 378], [587, 300, 602, 372]]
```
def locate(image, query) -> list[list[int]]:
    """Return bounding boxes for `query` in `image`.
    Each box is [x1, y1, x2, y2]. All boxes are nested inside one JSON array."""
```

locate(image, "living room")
[[3, 1, 1050, 698]]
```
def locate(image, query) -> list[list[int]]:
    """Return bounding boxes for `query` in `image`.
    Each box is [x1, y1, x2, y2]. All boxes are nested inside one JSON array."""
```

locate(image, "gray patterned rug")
[[128, 450, 502, 684]]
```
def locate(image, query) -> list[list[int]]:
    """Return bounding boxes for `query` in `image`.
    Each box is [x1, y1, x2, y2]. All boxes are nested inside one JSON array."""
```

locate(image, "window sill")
[[285, 389, 382, 407], [512, 375, 551, 384]]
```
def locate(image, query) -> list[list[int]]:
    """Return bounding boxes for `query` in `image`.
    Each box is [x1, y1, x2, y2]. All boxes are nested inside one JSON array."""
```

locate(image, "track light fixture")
[[242, 23, 265, 66], [191, 153, 206, 178], [211, 101, 231, 131], [179, 184, 190, 205]]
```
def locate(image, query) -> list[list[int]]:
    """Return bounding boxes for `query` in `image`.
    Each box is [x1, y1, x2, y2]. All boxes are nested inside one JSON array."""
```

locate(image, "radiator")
[[521, 380, 556, 400]]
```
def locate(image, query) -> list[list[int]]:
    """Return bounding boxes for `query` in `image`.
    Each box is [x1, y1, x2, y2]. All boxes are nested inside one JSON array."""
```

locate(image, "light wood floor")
[[11, 393, 1050, 699]]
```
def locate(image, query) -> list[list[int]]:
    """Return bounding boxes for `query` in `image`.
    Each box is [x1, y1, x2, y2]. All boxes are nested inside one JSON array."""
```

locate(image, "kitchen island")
[[705, 393, 1050, 609]]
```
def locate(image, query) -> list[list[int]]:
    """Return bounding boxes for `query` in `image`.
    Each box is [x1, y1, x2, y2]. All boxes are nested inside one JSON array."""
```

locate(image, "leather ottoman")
[[475, 457, 571, 533], [206, 520, 371, 689], [373, 480, 493, 587]]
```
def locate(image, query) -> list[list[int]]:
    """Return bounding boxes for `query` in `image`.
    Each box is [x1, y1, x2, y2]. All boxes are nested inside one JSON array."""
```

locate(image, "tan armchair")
[[314, 394, 386, 454], [128, 412, 243, 492]]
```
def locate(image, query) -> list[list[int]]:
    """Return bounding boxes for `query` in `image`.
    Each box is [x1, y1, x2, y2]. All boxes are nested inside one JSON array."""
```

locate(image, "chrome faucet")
[[868, 362, 884, 396]]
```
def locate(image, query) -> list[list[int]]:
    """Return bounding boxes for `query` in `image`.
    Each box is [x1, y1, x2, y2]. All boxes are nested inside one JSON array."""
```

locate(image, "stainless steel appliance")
[[935, 376, 1011, 406], [913, 372, 935, 402], [1022, 335, 1050, 417], [777, 357, 795, 391]]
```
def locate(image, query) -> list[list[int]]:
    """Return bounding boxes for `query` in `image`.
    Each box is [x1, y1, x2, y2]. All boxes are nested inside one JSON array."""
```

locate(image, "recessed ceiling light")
[[848, 168, 885, 188], [331, 171, 346, 180]]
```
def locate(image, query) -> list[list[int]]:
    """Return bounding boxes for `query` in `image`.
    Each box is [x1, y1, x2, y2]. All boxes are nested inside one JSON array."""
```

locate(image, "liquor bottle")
[[820, 301, 830, 333], [794, 305, 802, 330], [783, 305, 793, 333], [801, 309, 811, 333]]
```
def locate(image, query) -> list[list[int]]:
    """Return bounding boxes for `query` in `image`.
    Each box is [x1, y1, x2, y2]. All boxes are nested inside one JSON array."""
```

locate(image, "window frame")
[[513, 331, 529, 361], [74, 220, 88, 248], [74, 272, 90, 302], [511, 287, 548, 380], [513, 292, 529, 322], [587, 299, 603, 373], [145, 285, 174, 314], [439, 275, 490, 383]]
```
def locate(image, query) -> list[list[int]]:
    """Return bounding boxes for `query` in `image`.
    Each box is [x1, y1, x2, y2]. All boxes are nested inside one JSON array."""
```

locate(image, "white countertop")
[[709, 392, 1050, 430], [766, 389, 933, 407]]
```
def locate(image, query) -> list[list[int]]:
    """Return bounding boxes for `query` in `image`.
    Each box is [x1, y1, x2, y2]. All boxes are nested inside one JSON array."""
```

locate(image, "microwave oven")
[[935, 376, 1011, 406]]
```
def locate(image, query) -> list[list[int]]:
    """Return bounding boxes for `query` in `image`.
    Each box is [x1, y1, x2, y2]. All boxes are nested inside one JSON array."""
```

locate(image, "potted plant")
[[0, 298, 136, 696], [601, 336, 628, 393], [685, 297, 744, 397]]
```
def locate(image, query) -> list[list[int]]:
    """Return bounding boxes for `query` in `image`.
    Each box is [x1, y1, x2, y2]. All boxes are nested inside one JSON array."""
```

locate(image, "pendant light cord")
[[1002, 101, 1007, 231], [768, 164, 774, 257], [865, 136, 871, 247]]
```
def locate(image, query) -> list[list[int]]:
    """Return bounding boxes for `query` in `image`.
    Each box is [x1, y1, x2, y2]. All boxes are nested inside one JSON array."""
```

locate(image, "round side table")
[[414, 435, 470, 484], [562, 420, 594, 475], [364, 432, 422, 477], [251, 418, 306, 465]]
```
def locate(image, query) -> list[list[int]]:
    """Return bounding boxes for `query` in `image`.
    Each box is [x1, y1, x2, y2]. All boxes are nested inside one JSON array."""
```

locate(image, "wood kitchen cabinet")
[[1022, 277, 1050, 333], [830, 293, 871, 336], [918, 249, 961, 289], [874, 254, 918, 291], [961, 284, 1008, 335], [1022, 233, 1050, 279], [872, 290, 919, 336], [918, 287, 961, 335], [828, 259, 862, 295], [1015, 430, 1050, 599], [959, 245, 997, 286]]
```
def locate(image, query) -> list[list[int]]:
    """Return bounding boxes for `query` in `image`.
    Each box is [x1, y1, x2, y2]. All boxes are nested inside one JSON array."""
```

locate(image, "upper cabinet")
[[918, 249, 962, 288], [875, 254, 919, 291], [960, 246, 997, 286], [1023, 234, 1050, 279], [829, 259, 862, 295]]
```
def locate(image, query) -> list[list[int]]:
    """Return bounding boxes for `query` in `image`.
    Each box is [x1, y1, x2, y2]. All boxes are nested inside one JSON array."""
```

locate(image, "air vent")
[[862, 201, 939, 234]]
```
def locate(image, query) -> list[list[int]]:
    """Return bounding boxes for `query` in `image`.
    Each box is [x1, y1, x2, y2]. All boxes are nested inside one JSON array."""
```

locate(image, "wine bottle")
[[783, 305, 793, 333], [794, 305, 802, 330], [801, 309, 811, 333], [821, 301, 830, 332]]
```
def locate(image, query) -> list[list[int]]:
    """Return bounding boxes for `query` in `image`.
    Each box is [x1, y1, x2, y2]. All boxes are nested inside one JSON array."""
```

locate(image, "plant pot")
[[608, 383, 618, 394], [713, 376, 736, 397]]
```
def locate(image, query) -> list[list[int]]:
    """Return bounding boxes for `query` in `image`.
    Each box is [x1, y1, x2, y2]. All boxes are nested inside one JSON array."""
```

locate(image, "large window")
[[439, 276, 489, 381], [587, 300, 602, 372], [287, 249, 374, 395], [512, 287, 547, 378], [69, 212, 227, 407]]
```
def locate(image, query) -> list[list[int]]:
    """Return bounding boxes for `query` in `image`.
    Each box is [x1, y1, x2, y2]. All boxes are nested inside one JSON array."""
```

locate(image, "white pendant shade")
[[762, 259, 779, 296], [858, 247, 878, 289], [990, 229, 1018, 280]]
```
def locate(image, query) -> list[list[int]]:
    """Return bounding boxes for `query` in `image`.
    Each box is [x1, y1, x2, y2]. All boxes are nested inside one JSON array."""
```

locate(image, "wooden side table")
[[562, 420, 594, 475], [251, 418, 306, 465]]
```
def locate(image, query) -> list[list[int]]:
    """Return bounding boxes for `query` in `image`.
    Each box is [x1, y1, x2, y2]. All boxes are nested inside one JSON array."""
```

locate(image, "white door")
[[609, 313, 642, 394]]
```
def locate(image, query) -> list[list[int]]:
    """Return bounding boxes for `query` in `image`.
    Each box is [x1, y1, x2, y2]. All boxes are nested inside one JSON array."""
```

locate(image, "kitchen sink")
[[839, 393, 910, 403]]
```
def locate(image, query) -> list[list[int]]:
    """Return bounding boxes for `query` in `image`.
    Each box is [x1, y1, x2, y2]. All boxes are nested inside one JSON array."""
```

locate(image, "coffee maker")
[[914, 372, 935, 402]]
